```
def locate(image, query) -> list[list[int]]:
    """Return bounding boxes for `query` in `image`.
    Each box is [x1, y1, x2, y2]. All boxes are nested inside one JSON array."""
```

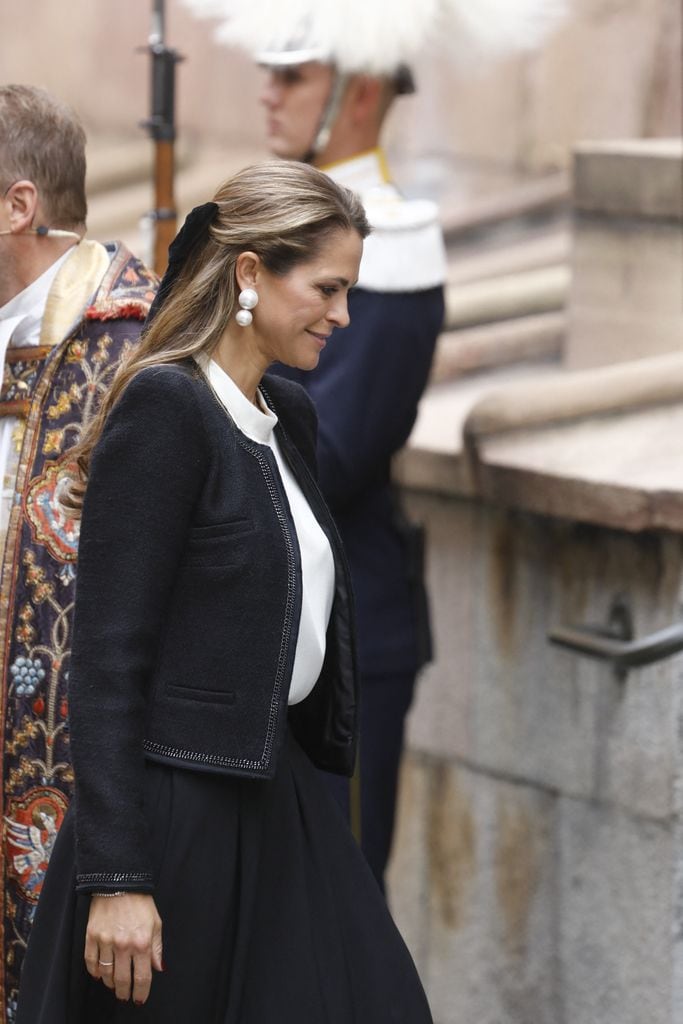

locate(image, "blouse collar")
[[195, 353, 278, 445]]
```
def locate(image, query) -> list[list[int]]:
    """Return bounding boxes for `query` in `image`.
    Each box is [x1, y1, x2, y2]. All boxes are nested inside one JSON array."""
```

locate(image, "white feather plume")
[[180, 0, 568, 73], [440, 0, 568, 56]]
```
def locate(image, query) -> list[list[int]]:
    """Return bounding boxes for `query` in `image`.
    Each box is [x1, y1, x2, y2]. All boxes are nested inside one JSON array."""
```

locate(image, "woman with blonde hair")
[[17, 160, 432, 1023]]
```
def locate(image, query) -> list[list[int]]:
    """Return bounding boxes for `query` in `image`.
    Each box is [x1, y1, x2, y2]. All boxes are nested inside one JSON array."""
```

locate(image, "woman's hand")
[[84, 893, 163, 1005]]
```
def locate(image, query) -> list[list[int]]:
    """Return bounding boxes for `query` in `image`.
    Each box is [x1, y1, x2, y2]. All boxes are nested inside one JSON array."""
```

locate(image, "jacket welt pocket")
[[167, 683, 237, 706], [189, 517, 252, 539], [184, 518, 254, 566]]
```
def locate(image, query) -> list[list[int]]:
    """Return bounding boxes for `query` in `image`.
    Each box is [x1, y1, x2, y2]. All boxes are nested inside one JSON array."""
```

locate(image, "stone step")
[[440, 171, 570, 240], [444, 266, 570, 331], [432, 313, 565, 383], [447, 227, 570, 285]]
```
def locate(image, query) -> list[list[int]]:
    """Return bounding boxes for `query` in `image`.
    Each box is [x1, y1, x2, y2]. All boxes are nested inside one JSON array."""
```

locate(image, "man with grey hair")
[[0, 84, 156, 1014]]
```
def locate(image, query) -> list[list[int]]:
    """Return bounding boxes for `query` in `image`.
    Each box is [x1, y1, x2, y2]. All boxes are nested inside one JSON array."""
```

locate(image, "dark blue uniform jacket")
[[276, 285, 445, 677]]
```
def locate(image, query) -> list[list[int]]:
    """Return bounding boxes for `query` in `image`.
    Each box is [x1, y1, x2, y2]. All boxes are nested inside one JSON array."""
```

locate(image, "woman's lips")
[[306, 330, 330, 348]]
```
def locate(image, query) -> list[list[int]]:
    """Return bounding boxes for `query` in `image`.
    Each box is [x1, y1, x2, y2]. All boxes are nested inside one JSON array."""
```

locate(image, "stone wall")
[[388, 492, 683, 1023], [393, 0, 681, 173], [567, 139, 683, 369], [1, 0, 679, 175]]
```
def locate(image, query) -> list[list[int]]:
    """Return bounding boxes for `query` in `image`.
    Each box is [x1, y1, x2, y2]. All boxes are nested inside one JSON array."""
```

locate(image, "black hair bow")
[[144, 201, 218, 327]]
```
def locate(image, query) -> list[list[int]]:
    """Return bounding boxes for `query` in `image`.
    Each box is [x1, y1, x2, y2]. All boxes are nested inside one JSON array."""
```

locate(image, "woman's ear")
[[235, 251, 262, 292]]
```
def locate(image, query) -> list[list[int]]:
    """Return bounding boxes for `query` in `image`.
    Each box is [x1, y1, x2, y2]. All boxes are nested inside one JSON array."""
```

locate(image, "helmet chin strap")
[[301, 67, 348, 165], [0, 226, 81, 239]]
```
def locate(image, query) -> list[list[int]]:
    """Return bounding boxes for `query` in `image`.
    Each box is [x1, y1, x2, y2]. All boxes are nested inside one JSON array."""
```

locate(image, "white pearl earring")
[[235, 287, 258, 327]]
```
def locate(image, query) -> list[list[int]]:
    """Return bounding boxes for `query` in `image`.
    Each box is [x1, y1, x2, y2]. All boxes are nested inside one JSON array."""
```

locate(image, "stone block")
[[386, 754, 432, 977], [464, 508, 601, 795], [597, 643, 682, 820], [570, 219, 683, 314], [527, 0, 678, 167], [389, 759, 561, 1024], [388, 760, 677, 1024], [558, 798, 674, 1024], [566, 218, 683, 368], [401, 493, 480, 763], [574, 139, 683, 220], [566, 309, 683, 370], [404, 496, 683, 820]]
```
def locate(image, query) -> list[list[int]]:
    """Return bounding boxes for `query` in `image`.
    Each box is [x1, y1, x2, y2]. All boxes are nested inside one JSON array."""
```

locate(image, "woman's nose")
[[327, 297, 350, 329]]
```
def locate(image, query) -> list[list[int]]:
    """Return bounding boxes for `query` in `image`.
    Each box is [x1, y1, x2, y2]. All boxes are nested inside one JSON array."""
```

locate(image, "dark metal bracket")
[[548, 597, 683, 672]]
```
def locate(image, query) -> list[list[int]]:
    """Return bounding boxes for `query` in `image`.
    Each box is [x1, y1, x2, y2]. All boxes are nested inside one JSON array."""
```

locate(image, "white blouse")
[[195, 355, 335, 705]]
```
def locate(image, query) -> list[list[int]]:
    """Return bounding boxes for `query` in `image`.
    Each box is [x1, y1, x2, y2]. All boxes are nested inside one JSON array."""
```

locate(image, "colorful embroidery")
[[25, 460, 80, 563], [0, 349, 53, 420], [8, 658, 46, 698], [3, 787, 67, 902], [0, 245, 156, 1017]]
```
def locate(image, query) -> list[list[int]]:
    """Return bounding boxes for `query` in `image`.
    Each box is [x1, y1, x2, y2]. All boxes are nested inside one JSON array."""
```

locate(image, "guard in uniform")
[[254, 36, 447, 889], [183, 0, 568, 897]]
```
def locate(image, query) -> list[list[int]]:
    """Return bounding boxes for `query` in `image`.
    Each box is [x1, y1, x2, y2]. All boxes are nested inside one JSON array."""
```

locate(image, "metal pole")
[[140, 0, 183, 275]]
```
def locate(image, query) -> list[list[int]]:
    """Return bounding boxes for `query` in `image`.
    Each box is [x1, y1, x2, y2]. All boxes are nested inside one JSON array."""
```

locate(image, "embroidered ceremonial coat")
[[0, 240, 156, 1020]]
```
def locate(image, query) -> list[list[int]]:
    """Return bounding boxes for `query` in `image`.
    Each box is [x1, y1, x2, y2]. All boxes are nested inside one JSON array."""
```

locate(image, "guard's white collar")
[[321, 148, 390, 195], [322, 149, 446, 292]]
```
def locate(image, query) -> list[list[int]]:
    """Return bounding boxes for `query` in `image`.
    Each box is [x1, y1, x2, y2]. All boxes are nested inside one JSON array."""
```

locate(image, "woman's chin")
[[303, 353, 321, 371], [281, 353, 321, 373]]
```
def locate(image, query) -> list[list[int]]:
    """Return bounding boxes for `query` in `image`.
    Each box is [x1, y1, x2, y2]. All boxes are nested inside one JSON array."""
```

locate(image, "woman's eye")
[[319, 285, 338, 297]]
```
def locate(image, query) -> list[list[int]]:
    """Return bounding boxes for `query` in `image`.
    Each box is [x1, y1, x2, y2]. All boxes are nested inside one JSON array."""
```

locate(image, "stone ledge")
[[439, 172, 569, 239], [464, 350, 683, 439], [573, 139, 683, 221], [396, 353, 683, 533], [474, 400, 683, 532], [394, 445, 475, 498], [472, 455, 683, 533], [444, 265, 569, 330], [431, 315, 564, 383]]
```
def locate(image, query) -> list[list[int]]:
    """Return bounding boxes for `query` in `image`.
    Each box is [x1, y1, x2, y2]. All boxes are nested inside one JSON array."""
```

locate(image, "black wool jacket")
[[68, 362, 359, 895]]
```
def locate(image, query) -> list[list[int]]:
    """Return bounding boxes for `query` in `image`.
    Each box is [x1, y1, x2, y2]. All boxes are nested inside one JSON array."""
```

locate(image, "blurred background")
[[2, 0, 680, 247], [3, 2, 682, 1023]]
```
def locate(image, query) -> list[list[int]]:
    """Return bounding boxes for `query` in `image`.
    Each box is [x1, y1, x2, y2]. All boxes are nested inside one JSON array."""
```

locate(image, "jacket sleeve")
[[306, 286, 444, 512], [69, 367, 209, 894]]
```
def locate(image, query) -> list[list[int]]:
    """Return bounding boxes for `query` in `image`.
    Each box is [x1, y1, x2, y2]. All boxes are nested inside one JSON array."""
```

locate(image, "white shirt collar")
[[0, 247, 76, 349], [321, 148, 390, 195], [195, 353, 277, 445]]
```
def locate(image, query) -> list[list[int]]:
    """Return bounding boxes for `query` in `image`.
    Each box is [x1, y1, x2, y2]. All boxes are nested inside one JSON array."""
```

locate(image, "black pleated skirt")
[[17, 731, 432, 1024]]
